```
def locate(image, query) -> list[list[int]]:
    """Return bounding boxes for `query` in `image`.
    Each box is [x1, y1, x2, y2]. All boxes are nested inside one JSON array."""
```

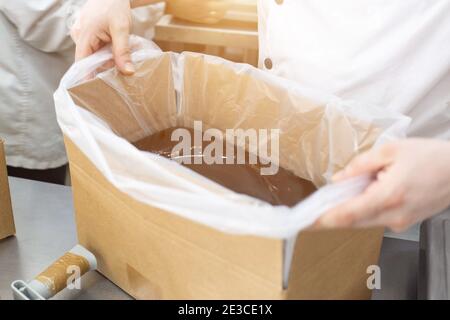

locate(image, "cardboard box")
[[0, 139, 15, 240], [65, 137, 383, 299], [63, 52, 386, 299]]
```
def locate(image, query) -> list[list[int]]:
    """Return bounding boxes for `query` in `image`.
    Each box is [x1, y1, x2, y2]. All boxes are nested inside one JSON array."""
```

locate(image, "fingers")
[[333, 144, 396, 182], [316, 178, 405, 229], [75, 36, 94, 61], [316, 144, 399, 228], [74, 23, 134, 75], [75, 35, 106, 61], [351, 207, 417, 233], [71, 0, 135, 73], [110, 17, 134, 75]]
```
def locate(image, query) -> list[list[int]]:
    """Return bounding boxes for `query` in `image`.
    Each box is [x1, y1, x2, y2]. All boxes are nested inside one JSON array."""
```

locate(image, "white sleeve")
[[0, 0, 86, 53]]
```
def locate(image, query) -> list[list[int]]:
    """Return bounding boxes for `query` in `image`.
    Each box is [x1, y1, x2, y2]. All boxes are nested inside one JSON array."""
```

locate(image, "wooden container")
[[155, 0, 258, 66], [0, 139, 15, 240]]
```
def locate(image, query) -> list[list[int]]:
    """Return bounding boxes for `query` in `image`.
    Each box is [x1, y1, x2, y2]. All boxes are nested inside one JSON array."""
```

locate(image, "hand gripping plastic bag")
[[54, 36, 410, 239]]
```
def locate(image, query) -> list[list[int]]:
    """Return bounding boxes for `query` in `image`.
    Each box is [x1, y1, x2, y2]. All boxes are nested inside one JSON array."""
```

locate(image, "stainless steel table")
[[0, 177, 131, 300], [0, 177, 418, 300]]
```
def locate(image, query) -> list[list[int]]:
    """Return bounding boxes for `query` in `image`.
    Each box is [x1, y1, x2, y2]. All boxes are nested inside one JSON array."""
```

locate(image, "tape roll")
[[35, 252, 90, 295]]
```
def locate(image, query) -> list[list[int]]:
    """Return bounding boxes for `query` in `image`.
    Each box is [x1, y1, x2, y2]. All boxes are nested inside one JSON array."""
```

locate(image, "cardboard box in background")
[[0, 139, 15, 240]]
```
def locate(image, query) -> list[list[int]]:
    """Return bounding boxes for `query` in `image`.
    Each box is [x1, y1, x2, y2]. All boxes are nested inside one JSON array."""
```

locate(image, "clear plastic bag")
[[54, 36, 410, 238]]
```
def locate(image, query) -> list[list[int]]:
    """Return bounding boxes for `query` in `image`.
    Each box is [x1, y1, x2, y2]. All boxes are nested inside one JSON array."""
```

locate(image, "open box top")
[[55, 37, 407, 298], [55, 36, 410, 239]]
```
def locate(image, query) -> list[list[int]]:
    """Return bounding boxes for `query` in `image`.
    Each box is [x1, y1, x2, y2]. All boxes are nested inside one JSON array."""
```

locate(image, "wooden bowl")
[[166, 0, 232, 24]]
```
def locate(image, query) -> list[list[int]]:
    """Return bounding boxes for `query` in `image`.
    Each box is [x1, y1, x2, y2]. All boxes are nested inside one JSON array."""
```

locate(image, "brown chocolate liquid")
[[134, 127, 316, 207]]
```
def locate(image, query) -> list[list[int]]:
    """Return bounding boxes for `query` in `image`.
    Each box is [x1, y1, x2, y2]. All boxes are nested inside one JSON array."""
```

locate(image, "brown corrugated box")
[[0, 139, 15, 240], [65, 52, 384, 299]]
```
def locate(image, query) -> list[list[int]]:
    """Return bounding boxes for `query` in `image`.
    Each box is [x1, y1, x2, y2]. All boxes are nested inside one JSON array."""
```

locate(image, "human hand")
[[71, 0, 135, 74], [316, 139, 450, 232]]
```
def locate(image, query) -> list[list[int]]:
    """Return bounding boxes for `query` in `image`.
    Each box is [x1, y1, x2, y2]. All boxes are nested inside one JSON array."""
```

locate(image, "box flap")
[[0, 139, 15, 240]]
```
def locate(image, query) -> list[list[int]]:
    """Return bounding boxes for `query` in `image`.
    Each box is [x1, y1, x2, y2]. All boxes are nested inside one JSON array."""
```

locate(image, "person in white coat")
[[0, 0, 164, 184], [71, 0, 450, 232], [0, 0, 80, 184]]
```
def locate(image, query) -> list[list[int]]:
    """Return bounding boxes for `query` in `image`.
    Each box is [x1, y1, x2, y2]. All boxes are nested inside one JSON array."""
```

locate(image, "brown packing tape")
[[0, 139, 15, 240], [36, 252, 90, 295]]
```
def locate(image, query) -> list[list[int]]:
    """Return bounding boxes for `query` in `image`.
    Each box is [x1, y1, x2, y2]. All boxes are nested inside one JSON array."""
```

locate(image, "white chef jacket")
[[0, 0, 164, 170], [258, 0, 450, 139]]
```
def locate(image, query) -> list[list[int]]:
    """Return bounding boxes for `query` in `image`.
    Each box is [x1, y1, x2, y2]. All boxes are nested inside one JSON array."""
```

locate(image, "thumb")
[[333, 144, 396, 182], [110, 18, 134, 75]]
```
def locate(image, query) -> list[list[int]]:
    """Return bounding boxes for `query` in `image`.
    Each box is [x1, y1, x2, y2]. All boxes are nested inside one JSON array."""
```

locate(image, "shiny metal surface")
[[0, 177, 131, 300], [371, 238, 419, 300], [418, 209, 450, 300], [0, 177, 418, 300]]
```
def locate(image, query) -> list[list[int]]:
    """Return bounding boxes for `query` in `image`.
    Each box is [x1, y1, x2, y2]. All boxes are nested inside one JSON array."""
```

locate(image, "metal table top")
[[0, 177, 418, 300], [0, 177, 131, 300]]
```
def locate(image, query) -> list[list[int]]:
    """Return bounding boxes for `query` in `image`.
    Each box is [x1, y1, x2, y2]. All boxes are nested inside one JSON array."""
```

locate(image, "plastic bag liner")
[[54, 36, 410, 239]]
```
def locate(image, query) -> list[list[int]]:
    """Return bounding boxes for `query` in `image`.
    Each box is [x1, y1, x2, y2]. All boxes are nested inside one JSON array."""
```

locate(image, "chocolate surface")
[[134, 127, 316, 207]]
